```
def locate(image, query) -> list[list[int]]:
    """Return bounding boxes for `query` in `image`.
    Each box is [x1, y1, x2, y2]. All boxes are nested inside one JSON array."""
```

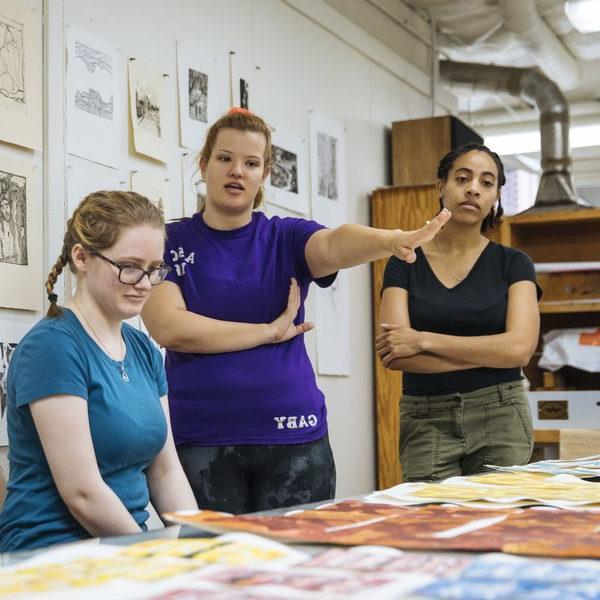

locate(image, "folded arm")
[[142, 278, 312, 354], [377, 281, 540, 370], [31, 395, 142, 537], [378, 287, 477, 373]]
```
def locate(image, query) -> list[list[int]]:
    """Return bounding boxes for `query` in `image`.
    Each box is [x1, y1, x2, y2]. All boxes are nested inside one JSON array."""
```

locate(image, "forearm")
[[421, 331, 533, 369], [312, 224, 392, 277], [148, 468, 198, 515], [65, 483, 142, 537], [152, 310, 273, 354], [387, 352, 479, 373]]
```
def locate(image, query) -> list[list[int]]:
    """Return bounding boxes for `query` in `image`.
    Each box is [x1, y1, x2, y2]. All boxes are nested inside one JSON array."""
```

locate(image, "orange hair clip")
[[228, 107, 254, 116]]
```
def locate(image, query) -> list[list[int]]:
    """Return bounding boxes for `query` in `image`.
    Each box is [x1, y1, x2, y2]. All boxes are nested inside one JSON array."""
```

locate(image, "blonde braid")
[[45, 245, 69, 318]]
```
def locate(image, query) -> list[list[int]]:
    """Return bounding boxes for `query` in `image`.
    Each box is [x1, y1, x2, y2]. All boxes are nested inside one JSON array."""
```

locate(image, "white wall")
[[0, 0, 454, 497]]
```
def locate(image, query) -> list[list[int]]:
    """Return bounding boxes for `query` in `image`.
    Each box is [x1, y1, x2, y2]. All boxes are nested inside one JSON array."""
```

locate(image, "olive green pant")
[[400, 380, 533, 482]]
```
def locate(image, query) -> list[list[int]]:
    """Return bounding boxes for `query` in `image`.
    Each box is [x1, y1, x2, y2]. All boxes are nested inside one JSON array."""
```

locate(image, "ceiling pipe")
[[498, 0, 581, 91], [440, 60, 582, 209]]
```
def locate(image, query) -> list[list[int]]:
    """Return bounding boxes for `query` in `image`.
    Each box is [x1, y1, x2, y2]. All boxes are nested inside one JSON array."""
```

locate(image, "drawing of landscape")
[[75, 88, 113, 120], [0, 17, 25, 104], [75, 40, 112, 76], [136, 84, 161, 137], [0, 169, 27, 266], [188, 68, 208, 122]]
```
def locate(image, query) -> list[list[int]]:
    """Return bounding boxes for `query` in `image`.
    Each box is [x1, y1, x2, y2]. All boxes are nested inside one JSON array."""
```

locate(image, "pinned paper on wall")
[[229, 52, 263, 112], [308, 111, 350, 376], [128, 59, 168, 163], [265, 128, 309, 216], [0, 0, 42, 150], [130, 170, 179, 220], [0, 341, 17, 446], [0, 155, 42, 311], [176, 42, 226, 150], [66, 25, 122, 168], [181, 152, 204, 218]]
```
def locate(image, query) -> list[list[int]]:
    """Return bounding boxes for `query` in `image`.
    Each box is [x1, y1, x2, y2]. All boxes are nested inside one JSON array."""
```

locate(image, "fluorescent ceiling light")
[[485, 123, 600, 155], [565, 0, 600, 33]]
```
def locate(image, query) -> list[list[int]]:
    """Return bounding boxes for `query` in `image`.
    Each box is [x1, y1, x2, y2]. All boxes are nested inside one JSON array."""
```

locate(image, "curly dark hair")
[[437, 143, 505, 233]]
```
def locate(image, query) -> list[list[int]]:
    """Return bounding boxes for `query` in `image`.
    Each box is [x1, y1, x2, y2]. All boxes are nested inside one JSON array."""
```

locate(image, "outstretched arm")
[[377, 281, 539, 369], [305, 209, 451, 279], [142, 278, 312, 353]]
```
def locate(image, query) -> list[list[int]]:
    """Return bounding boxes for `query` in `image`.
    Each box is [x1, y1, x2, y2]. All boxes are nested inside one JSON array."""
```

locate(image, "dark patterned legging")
[[177, 434, 336, 514]]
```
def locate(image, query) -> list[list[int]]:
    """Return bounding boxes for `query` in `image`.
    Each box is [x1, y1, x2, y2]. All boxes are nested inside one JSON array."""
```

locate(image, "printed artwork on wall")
[[0, 0, 42, 150], [0, 154, 41, 311], [265, 128, 308, 215], [0, 341, 16, 446], [128, 59, 167, 163], [131, 170, 181, 221], [176, 42, 226, 151], [181, 152, 204, 218], [308, 111, 349, 376], [66, 25, 122, 168], [229, 53, 263, 113]]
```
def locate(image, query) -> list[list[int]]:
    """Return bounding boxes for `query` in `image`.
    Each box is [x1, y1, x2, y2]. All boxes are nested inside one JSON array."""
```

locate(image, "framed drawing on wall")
[[0, 154, 42, 311], [0, 0, 42, 150]]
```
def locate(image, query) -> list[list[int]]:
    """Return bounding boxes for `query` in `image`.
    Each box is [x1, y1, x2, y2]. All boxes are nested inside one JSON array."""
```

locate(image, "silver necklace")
[[436, 236, 486, 283], [72, 299, 129, 383]]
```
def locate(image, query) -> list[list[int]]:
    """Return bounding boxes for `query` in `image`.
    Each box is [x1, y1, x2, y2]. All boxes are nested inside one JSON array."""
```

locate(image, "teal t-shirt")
[[0, 309, 168, 552]]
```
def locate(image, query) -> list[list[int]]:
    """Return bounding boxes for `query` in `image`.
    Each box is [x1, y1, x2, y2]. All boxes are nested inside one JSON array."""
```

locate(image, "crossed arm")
[[143, 210, 451, 354], [31, 394, 196, 537], [377, 281, 540, 373]]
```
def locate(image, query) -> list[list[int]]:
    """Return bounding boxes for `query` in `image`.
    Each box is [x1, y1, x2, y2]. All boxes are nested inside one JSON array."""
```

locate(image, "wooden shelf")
[[534, 430, 560, 444], [507, 208, 600, 226], [540, 301, 600, 314]]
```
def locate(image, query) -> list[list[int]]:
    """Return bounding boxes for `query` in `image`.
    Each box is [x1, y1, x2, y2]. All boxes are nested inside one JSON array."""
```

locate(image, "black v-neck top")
[[382, 242, 542, 396]]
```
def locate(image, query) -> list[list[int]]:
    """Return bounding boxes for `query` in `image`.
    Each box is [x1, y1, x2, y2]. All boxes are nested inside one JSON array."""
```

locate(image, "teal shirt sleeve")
[[14, 326, 89, 407]]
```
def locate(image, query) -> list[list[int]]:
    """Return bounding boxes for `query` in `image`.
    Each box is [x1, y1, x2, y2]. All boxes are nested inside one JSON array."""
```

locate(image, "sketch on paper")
[[271, 146, 298, 193], [74, 87, 113, 120], [136, 83, 161, 137], [239, 78, 249, 109], [75, 40, 111, 76], [181, 152, 204, 217], [0, 16, 24, 105], [66, 25, 121, 167], [317, 131, 338, 200], [188, 68, 208, 122], [0, 169, 27, 265], [0, 342, 17, 446]]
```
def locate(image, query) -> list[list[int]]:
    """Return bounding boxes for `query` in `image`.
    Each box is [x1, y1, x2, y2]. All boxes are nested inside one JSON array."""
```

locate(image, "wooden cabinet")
[[391, 116, 482, 186]]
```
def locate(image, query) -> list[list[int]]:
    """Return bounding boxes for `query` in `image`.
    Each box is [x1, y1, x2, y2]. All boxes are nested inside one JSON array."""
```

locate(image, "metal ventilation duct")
[[439, 60, 582, 210]]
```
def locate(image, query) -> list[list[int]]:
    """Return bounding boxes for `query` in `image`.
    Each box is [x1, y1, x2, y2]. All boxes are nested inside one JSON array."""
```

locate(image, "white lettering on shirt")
[[170, 246, 195, 277], [273, 414, 318, 430]]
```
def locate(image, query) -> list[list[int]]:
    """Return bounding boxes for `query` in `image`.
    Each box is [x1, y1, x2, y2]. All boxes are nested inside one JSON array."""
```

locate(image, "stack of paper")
[[486, 454, 600, 478], [366, 471, 600, 510]]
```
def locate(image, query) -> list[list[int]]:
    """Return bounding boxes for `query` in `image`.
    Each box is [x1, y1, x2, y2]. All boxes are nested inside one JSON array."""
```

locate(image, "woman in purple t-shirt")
[[142, 109, 450, 514]]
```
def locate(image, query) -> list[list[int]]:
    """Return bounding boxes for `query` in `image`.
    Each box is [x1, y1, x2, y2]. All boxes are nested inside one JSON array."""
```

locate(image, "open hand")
[[375, 324, 423, 366], [269, 278, 314, 343], [385, 208, 451, 263]]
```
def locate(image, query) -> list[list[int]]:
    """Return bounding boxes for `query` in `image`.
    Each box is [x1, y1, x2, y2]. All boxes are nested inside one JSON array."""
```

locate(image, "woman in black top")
[[377, 143, 541, 482]]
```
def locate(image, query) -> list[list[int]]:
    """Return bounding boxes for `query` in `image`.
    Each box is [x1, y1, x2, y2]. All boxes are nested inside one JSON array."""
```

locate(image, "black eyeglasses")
[[94, 253, 171, 285]]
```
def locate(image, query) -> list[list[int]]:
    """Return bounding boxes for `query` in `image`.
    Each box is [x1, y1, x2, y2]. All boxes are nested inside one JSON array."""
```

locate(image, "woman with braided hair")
[[377, 144, 542, 482], [0, 191, 197, 551]]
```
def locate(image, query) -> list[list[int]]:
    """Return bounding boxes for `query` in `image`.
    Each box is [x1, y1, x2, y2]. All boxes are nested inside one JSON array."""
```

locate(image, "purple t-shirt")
[[163, 211, 336, 446]]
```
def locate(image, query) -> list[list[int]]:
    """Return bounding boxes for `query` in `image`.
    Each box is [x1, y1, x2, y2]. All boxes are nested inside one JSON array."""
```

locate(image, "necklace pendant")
[[120, 364, 129, 383]]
